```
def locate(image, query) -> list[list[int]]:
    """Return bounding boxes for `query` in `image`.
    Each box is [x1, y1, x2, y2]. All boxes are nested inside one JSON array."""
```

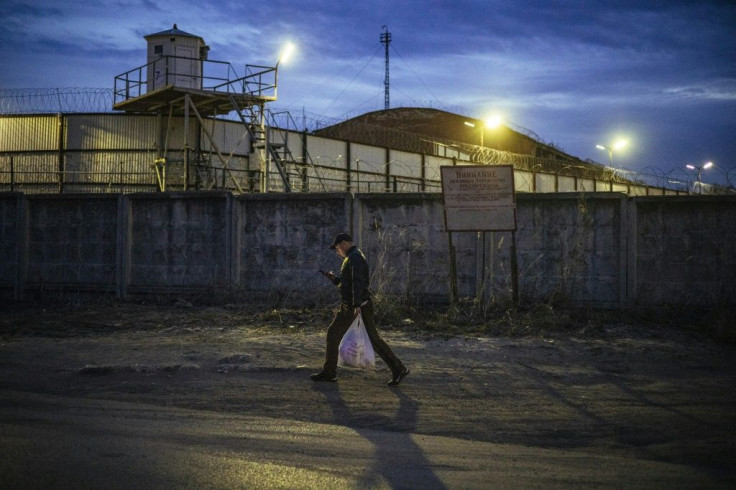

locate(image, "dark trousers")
[[322, 299, 404, 377]]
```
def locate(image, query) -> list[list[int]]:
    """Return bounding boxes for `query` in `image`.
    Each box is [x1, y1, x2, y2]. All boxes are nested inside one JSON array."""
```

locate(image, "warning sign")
[[441, 165, 517, 231]]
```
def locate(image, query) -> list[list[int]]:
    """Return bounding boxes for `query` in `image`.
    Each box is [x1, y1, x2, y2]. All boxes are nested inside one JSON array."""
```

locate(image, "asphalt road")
[[0, 390, 724, 489]]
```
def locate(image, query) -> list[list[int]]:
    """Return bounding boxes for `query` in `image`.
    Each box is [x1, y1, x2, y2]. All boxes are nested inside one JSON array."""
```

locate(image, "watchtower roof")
[[144, 24, 204, 42]]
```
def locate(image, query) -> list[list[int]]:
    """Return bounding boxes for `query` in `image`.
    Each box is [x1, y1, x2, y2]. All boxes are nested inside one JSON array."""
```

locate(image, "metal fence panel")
[[65, 114, 158, 150], [515, 170, 534, 192], [558, 175, 576, 192], [0, 115, 59, 152], [388, 150, 421, 178]]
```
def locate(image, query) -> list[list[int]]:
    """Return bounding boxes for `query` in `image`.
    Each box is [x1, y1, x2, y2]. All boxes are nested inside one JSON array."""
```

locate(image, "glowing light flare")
[[485, 114, 503, 129], [614, 139, 627, 150], [597, 139, 628, 151], [686, 161, 714, 171], [278, 42, 295, 65], [686, 161, 715, 194], [596, 139, 629, 167], [463, 114, 504, 147], [464, 114, 504, 130]]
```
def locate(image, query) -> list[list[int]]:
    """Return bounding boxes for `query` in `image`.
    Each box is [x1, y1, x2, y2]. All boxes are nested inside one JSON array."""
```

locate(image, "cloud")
[[1, 0, 734, 182]]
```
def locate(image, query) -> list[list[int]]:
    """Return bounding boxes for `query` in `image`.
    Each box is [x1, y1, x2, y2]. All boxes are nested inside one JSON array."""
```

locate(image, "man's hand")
[[354, 306, 361, 317]]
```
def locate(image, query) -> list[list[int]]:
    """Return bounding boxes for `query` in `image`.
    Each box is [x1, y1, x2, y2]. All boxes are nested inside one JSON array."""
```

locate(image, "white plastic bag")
[[338, 313, 376, 368]]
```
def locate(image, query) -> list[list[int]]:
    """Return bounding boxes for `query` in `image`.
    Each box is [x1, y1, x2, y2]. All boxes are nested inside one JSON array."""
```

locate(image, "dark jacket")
[[334, 246, 371, 307]]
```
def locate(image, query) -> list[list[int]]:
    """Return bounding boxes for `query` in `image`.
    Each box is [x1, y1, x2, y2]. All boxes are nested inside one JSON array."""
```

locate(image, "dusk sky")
[[2, 0, 735, 188]]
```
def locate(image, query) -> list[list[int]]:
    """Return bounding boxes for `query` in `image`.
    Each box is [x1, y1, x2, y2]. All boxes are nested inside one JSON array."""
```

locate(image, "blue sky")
[[2, 0, 735, 187]]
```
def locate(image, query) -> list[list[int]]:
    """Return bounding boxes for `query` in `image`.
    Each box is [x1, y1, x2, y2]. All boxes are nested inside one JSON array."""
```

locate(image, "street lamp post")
[[274, 42, 295, 97], [464, 115, 504, 147], [596, 139, 628, 167], [276, 42, 295, 68], [464, 121, 483, 146], [686, 161, 713, 194]]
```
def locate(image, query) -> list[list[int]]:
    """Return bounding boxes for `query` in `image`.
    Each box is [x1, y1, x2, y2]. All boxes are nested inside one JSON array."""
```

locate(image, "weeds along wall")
[[1, 192, 734, 308]]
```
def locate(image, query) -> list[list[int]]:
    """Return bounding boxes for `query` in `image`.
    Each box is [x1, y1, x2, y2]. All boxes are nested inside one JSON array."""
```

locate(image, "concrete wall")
[[235, 193, 350, 301], [25, 194, 119, 291], [0, 193, 22, 294], [631, 196, 736, 306], [125, 193, 232, 294], [1, 192, 734, 308], [351, 193, 627, 307], [515, 193, 625, 305], [354, 193, 461, 302]]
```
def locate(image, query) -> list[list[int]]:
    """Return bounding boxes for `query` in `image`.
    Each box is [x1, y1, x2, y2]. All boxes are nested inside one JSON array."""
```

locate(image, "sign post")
[[441, 165, 518, 304]]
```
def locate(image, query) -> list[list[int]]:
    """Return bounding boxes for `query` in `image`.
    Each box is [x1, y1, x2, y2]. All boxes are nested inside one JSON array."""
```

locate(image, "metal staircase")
[[228, 94, 291, 192], [227, 94, 326, 193]]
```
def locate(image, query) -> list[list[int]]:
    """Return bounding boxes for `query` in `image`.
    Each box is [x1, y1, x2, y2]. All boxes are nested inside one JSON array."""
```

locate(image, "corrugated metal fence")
[[1, 113, 689, 196]]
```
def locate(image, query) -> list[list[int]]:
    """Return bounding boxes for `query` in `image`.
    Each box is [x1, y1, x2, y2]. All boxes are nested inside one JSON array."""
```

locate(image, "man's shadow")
[[312, 382, 447, 489]]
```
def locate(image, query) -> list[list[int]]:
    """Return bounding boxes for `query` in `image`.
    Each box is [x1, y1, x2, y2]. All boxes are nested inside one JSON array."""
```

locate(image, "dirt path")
[[1, 303, 735, 488]]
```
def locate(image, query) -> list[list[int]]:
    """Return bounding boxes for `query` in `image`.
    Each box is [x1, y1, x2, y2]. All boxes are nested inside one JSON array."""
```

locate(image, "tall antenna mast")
[[380, 25, 392, 110]]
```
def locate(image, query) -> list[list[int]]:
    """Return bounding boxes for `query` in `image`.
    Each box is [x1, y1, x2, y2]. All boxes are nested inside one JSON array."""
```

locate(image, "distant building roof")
[[316, 107, 580, 162]]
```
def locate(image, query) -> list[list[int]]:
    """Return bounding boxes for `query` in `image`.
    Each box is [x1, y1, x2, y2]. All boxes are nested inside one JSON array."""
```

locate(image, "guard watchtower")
[[113, 24, 293, 192], [144, 25, 207, 92]]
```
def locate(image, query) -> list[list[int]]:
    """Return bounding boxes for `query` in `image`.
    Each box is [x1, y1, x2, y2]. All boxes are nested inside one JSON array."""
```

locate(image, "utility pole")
[[380, 25, 391, 110]]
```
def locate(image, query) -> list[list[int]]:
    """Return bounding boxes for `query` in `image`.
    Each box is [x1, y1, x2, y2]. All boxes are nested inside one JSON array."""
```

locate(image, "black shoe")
[[311, 371, 337, 382], [388, 367, 409, 386]]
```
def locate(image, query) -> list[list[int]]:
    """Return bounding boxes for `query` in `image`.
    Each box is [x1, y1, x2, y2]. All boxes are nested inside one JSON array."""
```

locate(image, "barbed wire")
[[0, 88, 116, 114]]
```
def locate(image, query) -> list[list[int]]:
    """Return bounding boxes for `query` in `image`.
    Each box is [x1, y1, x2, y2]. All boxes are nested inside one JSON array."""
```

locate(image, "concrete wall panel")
[[0, 193, 22, 294], [354, 193, 462, 301], [633, 196, 736, 305], [236, 193, 350, 299], [25, 194, 119, 289], [127, 192, 230, 291], [515, 193, 624, 305]]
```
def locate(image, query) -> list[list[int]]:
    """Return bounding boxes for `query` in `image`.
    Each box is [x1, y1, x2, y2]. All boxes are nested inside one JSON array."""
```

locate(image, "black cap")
[[330, 233, 353, 249]]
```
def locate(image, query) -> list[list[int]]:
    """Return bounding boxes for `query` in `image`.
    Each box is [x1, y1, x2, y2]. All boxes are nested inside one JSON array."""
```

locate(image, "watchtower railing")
[[113, 57, 277, 105]]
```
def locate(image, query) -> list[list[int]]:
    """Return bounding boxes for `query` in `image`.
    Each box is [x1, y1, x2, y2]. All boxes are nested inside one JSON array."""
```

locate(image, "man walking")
[[312, 232, 409, 386]]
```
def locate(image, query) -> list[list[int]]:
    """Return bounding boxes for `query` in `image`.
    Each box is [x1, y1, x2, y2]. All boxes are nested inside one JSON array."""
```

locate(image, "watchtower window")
[[154, 45, 163, 55]]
